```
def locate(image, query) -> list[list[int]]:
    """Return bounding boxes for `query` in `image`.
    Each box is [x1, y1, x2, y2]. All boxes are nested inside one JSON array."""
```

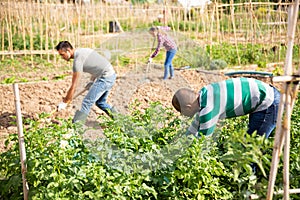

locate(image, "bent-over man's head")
[[172, 88, 199, 117], [55, 41, 74, 61]]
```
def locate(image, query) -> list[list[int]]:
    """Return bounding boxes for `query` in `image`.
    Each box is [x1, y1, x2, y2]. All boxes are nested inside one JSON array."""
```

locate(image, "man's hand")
[[85, 81, 94, 90], [147, 58, 152, 64], [57, 102, 67, 111]]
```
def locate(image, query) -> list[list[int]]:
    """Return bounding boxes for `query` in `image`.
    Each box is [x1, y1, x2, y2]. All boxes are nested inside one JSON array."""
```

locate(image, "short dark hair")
[[149, 26, 159, 32], [172, 88, 197, 113], [55, 41, 73, 51], [172, 94, 181, 112]]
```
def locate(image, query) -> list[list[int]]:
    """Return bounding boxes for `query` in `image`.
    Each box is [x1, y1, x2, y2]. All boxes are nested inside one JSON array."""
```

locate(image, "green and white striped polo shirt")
[[188, 77, 275, 136]]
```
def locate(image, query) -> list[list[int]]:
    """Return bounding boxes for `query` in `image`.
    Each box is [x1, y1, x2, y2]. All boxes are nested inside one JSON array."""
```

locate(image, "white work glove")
[[147, 58, 152, 64], [57, 102, 67, 111], [85, 81, 94, 90]]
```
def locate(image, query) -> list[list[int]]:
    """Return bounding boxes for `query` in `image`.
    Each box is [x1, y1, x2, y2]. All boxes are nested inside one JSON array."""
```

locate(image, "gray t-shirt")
[[73, 48, 115, 78]]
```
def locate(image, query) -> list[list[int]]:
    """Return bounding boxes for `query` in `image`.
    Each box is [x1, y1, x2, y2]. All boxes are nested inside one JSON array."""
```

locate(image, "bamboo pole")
[[249, 0, 254, 43], [21, 2, 27, 57], [53, 3, 60, 66], [29, 2, 34, 67], [105, 0, 108, 34], [219, 4, 224, 43], [278, 2, 283, 61], [1, 19, 4, 60], [275, 189, 300, 195], [167, 5, 176, 33], [84, 3, 88, 41], [283, 4, 298, 199], [91, 0, 95, 48], [75, 1, 81, 46], [200, 9, 207, 42], [63, 2, 69, 42], [273, 75, 300, 82], [209, 2, 215, 47], [13, 83, 29, 200], [283, 86, 291, 200], [215, 1, 220, 43], [45, 0, 50, 62], [5, 0, 13, 59], [266, 1, 299, 199], [230, 0, 241, 65]]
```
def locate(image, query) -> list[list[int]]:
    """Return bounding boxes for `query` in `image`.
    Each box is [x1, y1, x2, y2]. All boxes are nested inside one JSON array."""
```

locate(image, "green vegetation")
[[0, 55, 70, 84], [207, 43, 300, 68], [1, 41, 298, 84], [1, 76, 16, 84], [0, 55, 66, 74], [0, 33, 54, 51], [1, 96, 300, 199]]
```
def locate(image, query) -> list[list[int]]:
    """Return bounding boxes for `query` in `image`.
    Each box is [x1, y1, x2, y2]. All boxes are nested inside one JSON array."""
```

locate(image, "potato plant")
[[0, 96, 299, 199]]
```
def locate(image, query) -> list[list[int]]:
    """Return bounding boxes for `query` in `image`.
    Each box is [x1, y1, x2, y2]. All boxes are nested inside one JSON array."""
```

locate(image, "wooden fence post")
[[13, 83, 29, 200], [266, 1, 299, 199]]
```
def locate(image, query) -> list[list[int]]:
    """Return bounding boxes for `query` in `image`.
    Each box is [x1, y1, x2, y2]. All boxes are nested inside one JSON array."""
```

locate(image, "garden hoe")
[[143, 37, 156, 81]]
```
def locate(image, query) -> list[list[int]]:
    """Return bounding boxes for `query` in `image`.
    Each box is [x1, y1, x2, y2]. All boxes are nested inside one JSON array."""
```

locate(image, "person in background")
[[148, 26, 177, 80], [55, 41, 117, 123], [172, 77, 281, 138]]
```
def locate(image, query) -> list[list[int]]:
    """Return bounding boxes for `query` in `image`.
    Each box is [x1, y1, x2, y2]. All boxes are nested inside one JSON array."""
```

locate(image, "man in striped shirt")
[[172, 77, 281, 138]]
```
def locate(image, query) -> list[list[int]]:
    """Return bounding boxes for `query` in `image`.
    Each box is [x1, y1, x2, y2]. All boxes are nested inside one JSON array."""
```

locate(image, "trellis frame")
[[266, 1, 299, 199]]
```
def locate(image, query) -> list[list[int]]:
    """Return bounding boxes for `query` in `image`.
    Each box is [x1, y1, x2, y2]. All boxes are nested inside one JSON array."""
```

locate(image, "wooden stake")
[[13, 83, 29, 200], [283, 85, 291, 200]]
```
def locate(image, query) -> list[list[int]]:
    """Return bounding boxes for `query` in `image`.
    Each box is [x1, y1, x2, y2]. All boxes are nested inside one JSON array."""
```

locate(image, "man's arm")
[[63, 72, 81, 103], [187, 112, 217, 137], [187, 113, 200, 137]]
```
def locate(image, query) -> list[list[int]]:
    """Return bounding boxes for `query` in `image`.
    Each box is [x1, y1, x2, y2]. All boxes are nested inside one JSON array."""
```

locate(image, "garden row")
[[0, 96, 299, 199]]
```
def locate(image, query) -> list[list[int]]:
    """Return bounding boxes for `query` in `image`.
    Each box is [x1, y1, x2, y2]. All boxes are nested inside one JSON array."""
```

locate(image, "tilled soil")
[[0, 64, 226, 151]]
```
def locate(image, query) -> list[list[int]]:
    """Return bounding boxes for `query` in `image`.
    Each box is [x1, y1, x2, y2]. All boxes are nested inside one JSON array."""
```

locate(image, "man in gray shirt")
[[55, 41, 116, 123]]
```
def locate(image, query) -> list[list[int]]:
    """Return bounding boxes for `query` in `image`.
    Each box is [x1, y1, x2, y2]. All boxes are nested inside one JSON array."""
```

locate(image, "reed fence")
[[0, 0, 299, 65]]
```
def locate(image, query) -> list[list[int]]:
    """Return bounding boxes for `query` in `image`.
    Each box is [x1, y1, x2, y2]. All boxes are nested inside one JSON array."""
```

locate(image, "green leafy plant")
[[209, 59, 228, 70], [272, 65, 284, 76], [117, 55, 131, 67], [0, 96, 299, 199], [53, 74, 68, 80], [1, 76, 16, 84]]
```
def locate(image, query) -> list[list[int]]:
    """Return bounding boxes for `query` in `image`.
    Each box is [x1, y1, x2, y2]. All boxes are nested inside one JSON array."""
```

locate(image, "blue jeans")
[[247, 86, 281, 138], [80, 73, 116, 115], [163, 49, 176, 80]]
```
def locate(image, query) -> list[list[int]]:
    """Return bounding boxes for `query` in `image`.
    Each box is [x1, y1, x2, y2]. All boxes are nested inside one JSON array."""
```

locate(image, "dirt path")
[[0, 64, 226, 151]]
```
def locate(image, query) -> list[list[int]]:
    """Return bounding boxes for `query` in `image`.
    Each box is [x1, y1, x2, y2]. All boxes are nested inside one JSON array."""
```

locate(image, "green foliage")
[[1, 96, 300, 199], [206, 43, 299, 67], [287, 93, 300, 199], [272, 65, 284, 76], [117, 55, 131, 67], [0, 55, 65, 74], [0, 33, 54, 51], [209, 59, 228, 70], [177, 46, 210, 69], [53, 74, 68, 80], [1, 76, 16, 84]]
